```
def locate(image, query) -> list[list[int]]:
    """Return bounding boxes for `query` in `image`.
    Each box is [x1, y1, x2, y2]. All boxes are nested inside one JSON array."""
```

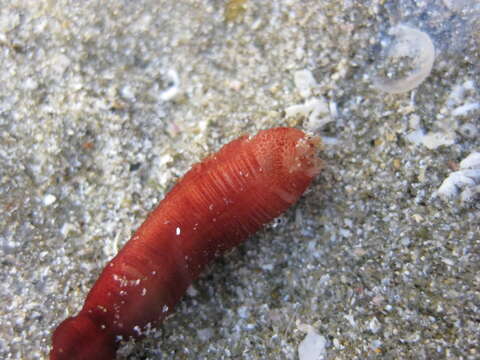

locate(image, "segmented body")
[[50, 127, 322, 360]]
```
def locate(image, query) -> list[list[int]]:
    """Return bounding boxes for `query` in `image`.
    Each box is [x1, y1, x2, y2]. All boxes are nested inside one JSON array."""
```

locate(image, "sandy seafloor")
[[1, 0, 479, 359]]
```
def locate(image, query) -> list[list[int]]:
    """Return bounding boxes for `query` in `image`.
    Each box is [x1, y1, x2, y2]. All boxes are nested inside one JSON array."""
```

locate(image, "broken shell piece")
[[459, 152, 480, 169], [285, 97, 333, 132], [297, 323, 327, 360], [373, 24, 435, 94], [421, 131, 456, 150], [436, 152, 480, 201], [294, 69, 317, 99], [159, 69, 180, 101]]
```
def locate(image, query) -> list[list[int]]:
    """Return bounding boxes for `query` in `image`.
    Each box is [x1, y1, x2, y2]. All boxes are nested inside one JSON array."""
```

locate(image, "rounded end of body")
[[50, 314, 117, 360], [254, 127, 323, 181], [290, 132, 323, 178]]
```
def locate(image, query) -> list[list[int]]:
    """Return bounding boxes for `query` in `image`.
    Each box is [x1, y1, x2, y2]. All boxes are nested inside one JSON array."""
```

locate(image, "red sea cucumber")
[[50, 127, 322, 359]]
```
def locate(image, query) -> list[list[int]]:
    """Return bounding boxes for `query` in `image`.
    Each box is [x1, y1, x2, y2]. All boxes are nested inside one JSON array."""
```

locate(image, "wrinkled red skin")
[[50, 127, 322, 360]]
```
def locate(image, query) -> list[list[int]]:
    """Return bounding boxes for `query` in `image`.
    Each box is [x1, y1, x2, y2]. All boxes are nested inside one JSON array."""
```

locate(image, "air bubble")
[[373, 24, 435, 94]]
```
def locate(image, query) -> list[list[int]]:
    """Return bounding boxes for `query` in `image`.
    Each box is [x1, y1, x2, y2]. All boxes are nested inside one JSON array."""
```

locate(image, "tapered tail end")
[[50, 314, 117, 360]]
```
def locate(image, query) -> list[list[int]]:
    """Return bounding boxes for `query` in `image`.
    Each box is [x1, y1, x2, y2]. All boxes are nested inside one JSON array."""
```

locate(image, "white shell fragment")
[[373, 24, 435, 94], [294, 69, 317, 99], [297, 323, 327, 360], [436, 152, 480, 201], [287, 68, 338, 139], [421, 132, 456, 150], [159, 69, 180, 101], [285, 97, 333, 132], [460, 152, 480, 169], [43, 194, 57, 206], [451, 102, 480, 117]]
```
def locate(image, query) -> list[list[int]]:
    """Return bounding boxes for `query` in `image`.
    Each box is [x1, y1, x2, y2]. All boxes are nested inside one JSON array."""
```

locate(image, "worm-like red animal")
[[50, 127, 322, 359]]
